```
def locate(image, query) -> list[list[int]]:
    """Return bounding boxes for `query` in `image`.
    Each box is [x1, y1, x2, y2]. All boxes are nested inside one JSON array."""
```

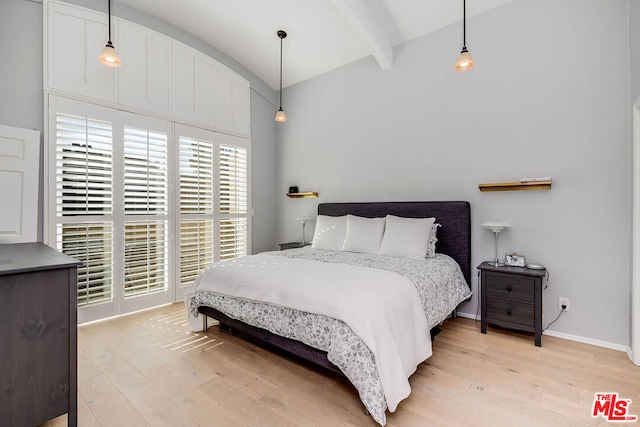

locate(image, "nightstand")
[[478, 261, 546, 346], [278, 242, 309, 250]]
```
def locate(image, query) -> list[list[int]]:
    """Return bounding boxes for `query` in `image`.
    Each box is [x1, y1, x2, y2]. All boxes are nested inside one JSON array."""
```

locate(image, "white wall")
[[276, 0, 633, 347]]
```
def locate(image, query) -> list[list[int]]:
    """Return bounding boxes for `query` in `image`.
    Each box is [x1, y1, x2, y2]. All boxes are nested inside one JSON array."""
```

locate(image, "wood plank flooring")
[[42, 303, 640, 426]]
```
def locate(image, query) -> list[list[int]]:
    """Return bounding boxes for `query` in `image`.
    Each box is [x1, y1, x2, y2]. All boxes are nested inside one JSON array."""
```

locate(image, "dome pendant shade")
[[275, 108, 287, 122], [99, 42, 121, 67], [455, 48, 474, 71]]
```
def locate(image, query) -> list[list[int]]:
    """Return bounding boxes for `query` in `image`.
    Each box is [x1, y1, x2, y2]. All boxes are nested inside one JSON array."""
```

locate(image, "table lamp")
[[296, 217, 310, 245], [482, 221, 511, 267]]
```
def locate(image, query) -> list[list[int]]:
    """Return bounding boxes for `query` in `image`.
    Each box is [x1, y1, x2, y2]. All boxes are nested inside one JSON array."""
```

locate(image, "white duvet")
[[185, 253, 433, 412]]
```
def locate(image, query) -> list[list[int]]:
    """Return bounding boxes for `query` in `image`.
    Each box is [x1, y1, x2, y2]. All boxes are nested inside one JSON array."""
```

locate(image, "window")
[[176, 126, 250, 292], [219, 142, 248, 260], [123, 124, 169, 298], [55, 111, 114, 307], [49, 98, 250, 322], [178, 133, 215, 288]]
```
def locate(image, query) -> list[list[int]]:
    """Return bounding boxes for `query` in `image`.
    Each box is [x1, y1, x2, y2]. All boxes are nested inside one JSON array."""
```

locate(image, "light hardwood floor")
[[44, 302, 640, 427]]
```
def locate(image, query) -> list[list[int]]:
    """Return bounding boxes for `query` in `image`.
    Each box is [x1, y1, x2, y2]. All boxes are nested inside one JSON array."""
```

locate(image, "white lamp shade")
[[455, 50, 475, 71], [99, 44, 121, 67], [275, 108, 287, 122], [482, 221, 511, 233]]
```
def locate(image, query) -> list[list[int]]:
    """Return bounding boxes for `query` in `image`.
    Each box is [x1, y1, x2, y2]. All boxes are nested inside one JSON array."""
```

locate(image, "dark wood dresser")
[[0, 243, 80, 426], [478, 261, 546, 346]]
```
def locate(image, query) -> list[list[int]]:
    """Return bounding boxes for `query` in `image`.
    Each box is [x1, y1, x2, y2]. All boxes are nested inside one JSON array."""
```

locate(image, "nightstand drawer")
[[485, 273, 535, 303], [479, 262, 545, 346], [486, 297, 534, 327]]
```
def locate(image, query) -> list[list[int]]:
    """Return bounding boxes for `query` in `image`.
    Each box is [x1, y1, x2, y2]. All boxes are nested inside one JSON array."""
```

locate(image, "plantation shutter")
[[178, 134, 215, 287], [123, 125, 168, 297], [49, 98, 251, 319], [55, 112, 113, 306], [219, 143, 248, 260]]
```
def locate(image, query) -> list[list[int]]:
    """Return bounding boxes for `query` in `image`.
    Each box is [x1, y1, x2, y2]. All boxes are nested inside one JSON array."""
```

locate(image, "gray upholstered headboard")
[[317, 201, 471, 287]]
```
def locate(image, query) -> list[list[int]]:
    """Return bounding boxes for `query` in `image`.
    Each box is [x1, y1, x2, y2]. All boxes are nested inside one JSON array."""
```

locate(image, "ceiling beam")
[[327, 0, 393, 70]]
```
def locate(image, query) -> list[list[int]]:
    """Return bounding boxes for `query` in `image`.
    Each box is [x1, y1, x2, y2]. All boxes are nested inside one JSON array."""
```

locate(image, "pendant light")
[[99, 0, 121, 67], [455, 0, 474, 72], [275, 30, 287, 122]]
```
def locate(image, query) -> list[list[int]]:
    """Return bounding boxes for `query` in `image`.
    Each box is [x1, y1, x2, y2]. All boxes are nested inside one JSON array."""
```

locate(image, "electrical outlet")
[[559, 297, 570, 312]]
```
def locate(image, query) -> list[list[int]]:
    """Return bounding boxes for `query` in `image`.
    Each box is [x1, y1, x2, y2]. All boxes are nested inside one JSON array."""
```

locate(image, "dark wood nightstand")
[[478, 261, 546, 346], [278, 242, 310, 250]]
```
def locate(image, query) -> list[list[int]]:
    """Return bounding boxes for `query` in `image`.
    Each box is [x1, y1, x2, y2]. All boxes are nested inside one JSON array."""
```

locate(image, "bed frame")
[[198, 201, 471, 375]]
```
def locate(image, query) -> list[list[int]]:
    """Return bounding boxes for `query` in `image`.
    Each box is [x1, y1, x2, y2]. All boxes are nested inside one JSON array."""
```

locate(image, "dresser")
[[478, 261, 546, 346], [0, 243, 80, 426]]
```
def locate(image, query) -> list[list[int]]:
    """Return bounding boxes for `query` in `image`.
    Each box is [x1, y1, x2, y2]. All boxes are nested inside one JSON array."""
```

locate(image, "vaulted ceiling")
[[116, 0, 515, 89]]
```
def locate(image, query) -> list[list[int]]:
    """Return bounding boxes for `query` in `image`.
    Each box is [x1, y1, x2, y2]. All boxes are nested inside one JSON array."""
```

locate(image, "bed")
[[185, 201, 472, 425]]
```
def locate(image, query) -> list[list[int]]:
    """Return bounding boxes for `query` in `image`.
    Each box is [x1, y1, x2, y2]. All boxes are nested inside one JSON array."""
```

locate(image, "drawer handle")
[[506, 285, 512, 291], [506, 309, 512, 315]]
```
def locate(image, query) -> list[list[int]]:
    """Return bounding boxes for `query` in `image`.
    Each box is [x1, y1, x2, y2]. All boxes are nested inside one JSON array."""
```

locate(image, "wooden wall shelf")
[[286, 192, 318, 198], [478, 180, 552, 192]]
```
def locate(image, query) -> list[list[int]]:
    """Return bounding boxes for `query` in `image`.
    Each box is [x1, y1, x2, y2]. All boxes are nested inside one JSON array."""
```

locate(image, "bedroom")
[[1, 0, 639, 425]]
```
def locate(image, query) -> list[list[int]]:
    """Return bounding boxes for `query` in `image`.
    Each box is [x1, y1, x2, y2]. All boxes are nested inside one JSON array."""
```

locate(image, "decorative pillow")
[[311, 215, 347, 251], [341, 215, 386, 254], [425, 223, 441, 258], [379, 215, 436, 259]]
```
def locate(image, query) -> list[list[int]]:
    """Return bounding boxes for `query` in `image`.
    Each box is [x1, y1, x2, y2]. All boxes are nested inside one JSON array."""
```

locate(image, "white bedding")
[[185, 247, 472, 425], [185, 253, 433, 413]]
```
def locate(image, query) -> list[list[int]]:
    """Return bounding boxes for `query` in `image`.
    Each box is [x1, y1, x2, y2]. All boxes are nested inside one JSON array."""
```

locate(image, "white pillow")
[[426, 223, 441, 258], [379, 215, 436, 259], [341, 215, 386, 254], [311, 215, 347, 251]]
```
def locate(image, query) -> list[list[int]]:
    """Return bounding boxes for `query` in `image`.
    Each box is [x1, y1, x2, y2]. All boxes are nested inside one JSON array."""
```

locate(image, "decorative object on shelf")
[[275, 30, 287, 122], [286, 192, 318, 198], [99, 0, 121, 67], [289, 186, 299, 193], [296, 217, 311, 245], [455, 0, 475, 71], [478, 178, 552, 192], [505, 253, 526, 267], [482, 221, 511, 267]]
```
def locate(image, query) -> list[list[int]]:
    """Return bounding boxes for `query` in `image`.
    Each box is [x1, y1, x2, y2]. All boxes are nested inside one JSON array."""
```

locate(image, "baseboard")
[[542, 329, 629, 353], [455, 311, 479, 321], [455, 311, 630, 354]]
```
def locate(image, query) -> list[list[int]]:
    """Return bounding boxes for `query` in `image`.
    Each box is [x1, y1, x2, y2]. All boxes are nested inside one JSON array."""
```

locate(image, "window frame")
[[45, 95, 251, 323]]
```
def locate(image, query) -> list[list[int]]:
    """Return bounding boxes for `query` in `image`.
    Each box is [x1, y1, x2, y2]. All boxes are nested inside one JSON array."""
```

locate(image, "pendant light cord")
[[462, 0, 467, 50], [108, 0, 112, 43], [279, 34, 283, 109]]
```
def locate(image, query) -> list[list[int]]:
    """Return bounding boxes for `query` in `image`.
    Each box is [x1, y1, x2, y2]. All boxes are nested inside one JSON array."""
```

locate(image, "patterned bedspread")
[[191, 247, 471, 425]]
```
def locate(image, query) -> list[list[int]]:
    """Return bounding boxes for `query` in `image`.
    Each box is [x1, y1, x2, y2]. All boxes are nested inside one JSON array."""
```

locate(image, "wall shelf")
[[478, 180, 552, 192], [286, 192, 318, 198]]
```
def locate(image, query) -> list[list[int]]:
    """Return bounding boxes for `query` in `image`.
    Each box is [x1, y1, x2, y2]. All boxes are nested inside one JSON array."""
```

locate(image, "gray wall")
[[275, 0, 633, 347], [0, 0, 43, 132], [631, 0, 640, 104], [0, 0, 278, 252]]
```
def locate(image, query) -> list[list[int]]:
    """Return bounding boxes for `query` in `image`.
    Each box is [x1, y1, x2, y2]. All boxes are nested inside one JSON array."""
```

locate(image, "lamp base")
[[486, 260, 505, 267]]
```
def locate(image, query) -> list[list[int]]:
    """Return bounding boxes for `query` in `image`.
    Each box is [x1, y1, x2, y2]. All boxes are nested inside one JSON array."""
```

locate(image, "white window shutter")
[[55, 112, 114, 307]]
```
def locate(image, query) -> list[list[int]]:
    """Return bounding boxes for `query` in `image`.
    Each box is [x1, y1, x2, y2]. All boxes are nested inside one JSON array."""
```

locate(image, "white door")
[[0, 124, 40, 243]]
